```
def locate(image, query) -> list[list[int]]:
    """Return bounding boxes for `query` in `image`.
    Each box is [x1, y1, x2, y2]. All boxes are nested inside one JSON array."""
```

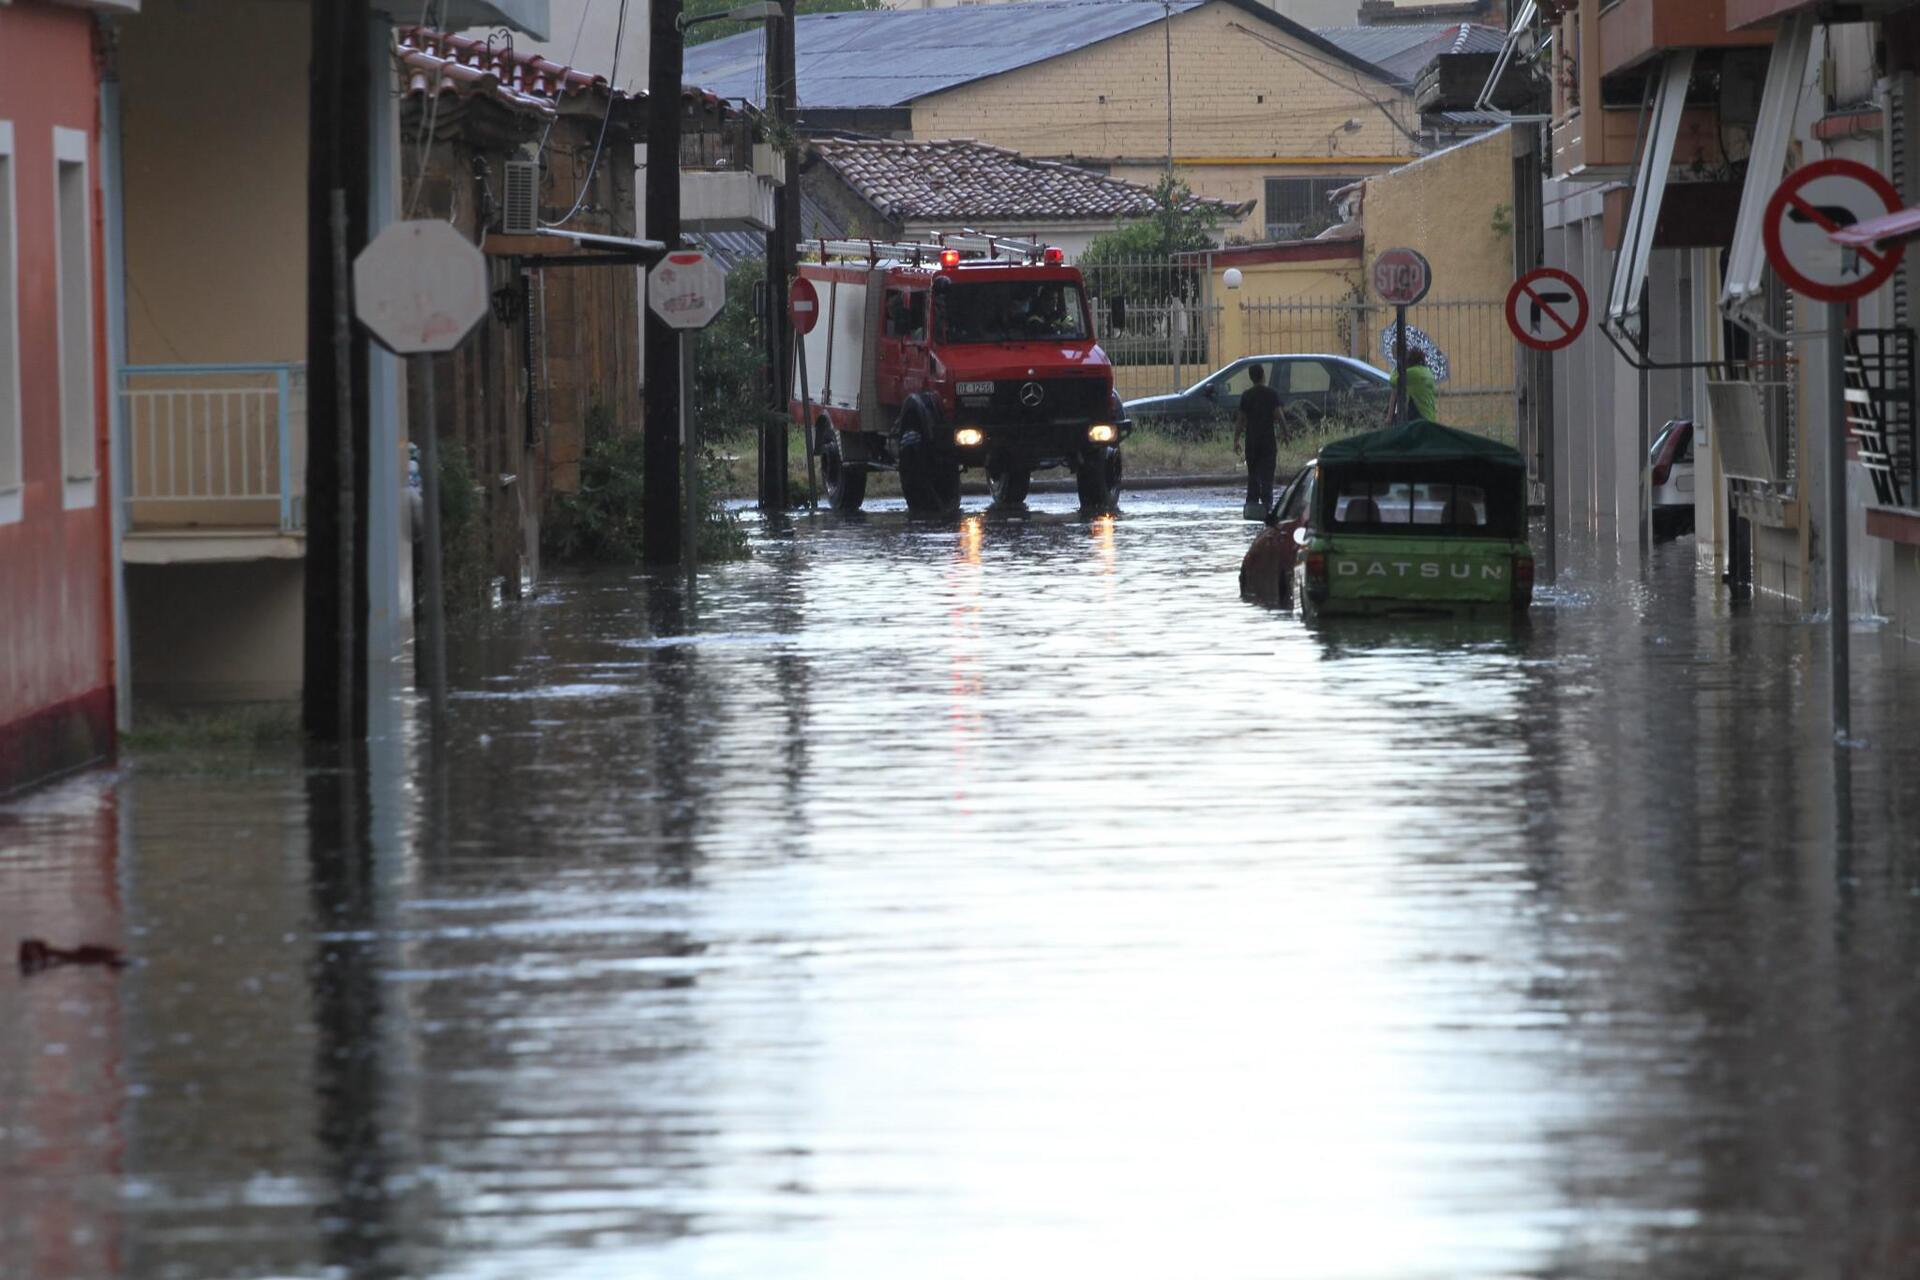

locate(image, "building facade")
[[1530, 0, 1920, 640], [0, 0, 129, 793]]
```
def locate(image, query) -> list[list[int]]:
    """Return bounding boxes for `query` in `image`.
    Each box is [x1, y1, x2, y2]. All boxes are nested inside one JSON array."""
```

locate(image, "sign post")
[[648, 251, 729, 575], [1506, 266, 1590, 589], [1374, 248, 1432, 424], [1763, 158, 1905, 742], [790, 276, 821, 509], [352, 219, 491, 731]]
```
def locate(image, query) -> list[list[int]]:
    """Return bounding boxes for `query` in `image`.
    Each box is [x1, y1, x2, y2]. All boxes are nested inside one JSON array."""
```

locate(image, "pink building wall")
[[0, 2, 116, 794]]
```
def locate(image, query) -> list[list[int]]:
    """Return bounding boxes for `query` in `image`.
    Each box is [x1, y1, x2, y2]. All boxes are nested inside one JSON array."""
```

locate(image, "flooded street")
[[7, 488, 1920, 1280]]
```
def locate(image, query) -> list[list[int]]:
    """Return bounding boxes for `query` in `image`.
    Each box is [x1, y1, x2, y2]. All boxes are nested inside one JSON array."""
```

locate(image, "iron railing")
[[120, 363, 307, 532]]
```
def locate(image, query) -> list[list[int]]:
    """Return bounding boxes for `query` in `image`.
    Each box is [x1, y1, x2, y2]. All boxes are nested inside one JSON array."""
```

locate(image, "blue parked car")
[[1123, 354, 1393, 436]]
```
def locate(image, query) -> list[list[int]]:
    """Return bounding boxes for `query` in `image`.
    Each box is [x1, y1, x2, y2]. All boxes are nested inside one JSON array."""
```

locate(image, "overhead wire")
[[1226, 22, 1425, 149], [545, 0, 632, 227], [402, 0, 445, 220]]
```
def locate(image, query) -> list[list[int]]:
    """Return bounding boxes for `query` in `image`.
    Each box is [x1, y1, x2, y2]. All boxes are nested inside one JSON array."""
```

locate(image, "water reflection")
[[3, 491, 1920, 1279]]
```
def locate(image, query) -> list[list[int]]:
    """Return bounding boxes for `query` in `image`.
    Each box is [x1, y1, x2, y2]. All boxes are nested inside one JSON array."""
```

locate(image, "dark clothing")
[[1245, 429, 1277, 507], [1240, 384, 1282, 507], [1239, 384, 1282, 439]]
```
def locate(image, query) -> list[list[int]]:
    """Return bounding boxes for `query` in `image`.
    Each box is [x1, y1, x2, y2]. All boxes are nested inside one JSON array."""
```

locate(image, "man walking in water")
[[1233, 362, 1282, 518]]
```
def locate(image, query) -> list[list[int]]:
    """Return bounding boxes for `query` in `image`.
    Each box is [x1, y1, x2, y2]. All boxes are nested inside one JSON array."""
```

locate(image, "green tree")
[[682, 0, 882, 47], [694, 256, 768, 443], [1078, 174, 1224, 304]]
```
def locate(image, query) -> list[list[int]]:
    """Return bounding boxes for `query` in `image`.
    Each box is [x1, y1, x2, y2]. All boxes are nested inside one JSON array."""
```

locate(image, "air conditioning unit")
[[502, 159, 539, 235]]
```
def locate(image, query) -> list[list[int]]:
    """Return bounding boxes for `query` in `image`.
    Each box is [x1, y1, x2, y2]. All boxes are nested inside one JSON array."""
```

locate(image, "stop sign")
[[648, 251, 727, 330], [1373, 246, 1433, 306], [789, 276, 821, 335], [352, 219, 490, 355]]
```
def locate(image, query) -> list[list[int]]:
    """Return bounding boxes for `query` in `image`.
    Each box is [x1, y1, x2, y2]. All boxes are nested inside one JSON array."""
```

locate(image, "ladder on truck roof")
[[801, 232, 1050, 265]]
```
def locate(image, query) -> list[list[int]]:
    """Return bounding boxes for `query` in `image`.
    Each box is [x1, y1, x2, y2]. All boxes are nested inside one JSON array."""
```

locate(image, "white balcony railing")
[[120, 363, 307, 532]]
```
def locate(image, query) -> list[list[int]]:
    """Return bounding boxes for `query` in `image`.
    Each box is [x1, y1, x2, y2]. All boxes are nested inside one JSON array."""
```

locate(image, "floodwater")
[[6, 488, 1920, 1280]]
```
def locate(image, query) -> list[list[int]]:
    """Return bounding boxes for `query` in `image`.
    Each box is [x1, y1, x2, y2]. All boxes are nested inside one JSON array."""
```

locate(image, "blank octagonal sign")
[[353, 220, 490, 355]]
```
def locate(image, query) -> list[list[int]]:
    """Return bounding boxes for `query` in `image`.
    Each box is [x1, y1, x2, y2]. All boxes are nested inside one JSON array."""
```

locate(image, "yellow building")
[[685, 0, 1423, 243]]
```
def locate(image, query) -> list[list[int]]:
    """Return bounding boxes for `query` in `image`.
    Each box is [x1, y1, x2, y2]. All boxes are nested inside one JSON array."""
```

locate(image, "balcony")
[[680, 113, 783, 234], [120, 363, 307, 564], [1727, 0, 1920, 29], [1598, 0, 1771, 79]]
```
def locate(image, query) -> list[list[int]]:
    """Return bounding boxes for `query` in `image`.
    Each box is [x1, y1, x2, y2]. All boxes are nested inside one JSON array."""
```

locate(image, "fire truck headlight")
[[1087, 423, 1117, 444], [954, 428, 985, 448]]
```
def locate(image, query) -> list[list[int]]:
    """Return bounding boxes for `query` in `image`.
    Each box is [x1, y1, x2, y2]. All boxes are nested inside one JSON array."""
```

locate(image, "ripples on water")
[[5, 490, 1920, 1279]]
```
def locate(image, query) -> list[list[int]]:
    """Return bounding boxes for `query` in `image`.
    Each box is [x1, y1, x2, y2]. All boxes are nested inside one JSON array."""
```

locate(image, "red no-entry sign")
[[1506, 267, 1589, 352], [1763, 159, 1905, 304], [789, 276, 821, 336]]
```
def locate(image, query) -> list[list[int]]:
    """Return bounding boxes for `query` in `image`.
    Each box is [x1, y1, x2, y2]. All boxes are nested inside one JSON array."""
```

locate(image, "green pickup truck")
[[1241, 418, 1535, 618]]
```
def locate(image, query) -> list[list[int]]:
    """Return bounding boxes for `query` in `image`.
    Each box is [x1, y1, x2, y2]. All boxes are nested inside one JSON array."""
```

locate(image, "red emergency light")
[[1043, 246, 1064, 265], [940, 249, 961, 268]]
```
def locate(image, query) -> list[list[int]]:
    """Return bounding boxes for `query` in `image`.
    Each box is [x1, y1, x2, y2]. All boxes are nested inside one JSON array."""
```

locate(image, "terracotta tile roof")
[[811, 138, 1255, 225], [397, 28, 732, 116]]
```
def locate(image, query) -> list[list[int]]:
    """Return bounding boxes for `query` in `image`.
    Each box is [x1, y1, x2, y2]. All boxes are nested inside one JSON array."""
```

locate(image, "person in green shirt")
[[1390, 348, 1440, 423]]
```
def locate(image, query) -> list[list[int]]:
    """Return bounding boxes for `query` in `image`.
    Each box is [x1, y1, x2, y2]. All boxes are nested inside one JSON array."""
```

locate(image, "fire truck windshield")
[[942, 280, 1088, 343]]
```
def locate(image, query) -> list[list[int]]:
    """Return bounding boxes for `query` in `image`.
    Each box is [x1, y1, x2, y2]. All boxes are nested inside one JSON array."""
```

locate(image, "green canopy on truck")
[[1317, 418, 1525, 470]]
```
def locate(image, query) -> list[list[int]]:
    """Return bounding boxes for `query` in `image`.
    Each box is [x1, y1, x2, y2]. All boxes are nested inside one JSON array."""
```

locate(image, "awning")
[[1606, 49, 1695, 343], [1475, 0, 1541, 117], [1721, 13, 1816, 330], [1831, 205, 1920, 249]]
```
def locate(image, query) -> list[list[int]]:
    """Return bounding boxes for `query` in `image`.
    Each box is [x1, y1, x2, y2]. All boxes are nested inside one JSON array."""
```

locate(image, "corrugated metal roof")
[[684, 0, 1395, 111], [1313, 22, 1505, 84]]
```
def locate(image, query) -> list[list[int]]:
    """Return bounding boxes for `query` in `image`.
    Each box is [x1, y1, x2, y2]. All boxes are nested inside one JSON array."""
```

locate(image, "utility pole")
[[1162, 0, 1174, 174], [645, 0, 686, 564], [304, 0, 372, 743], [761, 0, 793, 513]]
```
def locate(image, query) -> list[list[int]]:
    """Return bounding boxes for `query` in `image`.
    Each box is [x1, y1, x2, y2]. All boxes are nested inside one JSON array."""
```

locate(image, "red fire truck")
[[791, 235, 1128, 515]]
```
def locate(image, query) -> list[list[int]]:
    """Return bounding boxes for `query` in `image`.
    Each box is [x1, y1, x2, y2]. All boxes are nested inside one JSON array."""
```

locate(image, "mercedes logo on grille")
[[1019, 381, 1045, 408]]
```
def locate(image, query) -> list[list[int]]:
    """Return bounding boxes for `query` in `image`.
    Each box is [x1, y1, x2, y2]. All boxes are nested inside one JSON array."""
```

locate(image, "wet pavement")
[[6, 488, 1920, 1279]]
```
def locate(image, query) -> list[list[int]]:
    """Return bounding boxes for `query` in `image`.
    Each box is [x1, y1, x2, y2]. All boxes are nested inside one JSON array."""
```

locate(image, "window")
[[1264, 178, 1344, 241], [0, 122, 18, 524], [54, 127, 94, 506], [1213, 360, 1271, 399], [1280, 360, 1332, 397], [885, 289, 925, 341], [943, 280, 1086, 343]]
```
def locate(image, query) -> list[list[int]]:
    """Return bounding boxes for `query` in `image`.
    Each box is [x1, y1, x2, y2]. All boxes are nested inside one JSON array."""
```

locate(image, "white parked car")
[[1649, 419, 1695, 538]]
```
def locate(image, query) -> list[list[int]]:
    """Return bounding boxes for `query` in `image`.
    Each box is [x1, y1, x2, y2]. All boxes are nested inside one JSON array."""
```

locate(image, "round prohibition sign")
[[1763, 159, 1905, 304], [1506, 267, 1589, 352]]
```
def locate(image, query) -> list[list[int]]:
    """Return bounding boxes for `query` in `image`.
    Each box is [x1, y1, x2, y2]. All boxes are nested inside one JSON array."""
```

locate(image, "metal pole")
[[413, 353, 447, 731], [1638, 353, 1652, 557], [1395, 303, 1409, 424], [329, 188, 357, 745], [795, 325, 817, 509], [681, 331, 699, 574], [1828, 300, 1851, 741]]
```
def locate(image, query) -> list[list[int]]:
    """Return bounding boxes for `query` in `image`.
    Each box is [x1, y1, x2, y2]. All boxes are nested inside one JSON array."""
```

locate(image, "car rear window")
[[1333, 480, 1489, 531]]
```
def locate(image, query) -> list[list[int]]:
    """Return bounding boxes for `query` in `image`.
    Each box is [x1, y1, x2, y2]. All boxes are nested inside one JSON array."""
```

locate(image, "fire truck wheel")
[[988, 459, 1031, 506], [821, 429, 866, 513], [1077, 446, 1118, 513], [899, 437, 960, 516]]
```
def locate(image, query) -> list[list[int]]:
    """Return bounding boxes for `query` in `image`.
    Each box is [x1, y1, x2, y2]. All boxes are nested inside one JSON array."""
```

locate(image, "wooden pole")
[[643, 0, 685, 564], [304, 0, 372, 742]]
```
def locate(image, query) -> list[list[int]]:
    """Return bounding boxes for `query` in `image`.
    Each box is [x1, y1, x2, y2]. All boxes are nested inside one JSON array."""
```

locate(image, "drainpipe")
[[99, 19, 132, 735]]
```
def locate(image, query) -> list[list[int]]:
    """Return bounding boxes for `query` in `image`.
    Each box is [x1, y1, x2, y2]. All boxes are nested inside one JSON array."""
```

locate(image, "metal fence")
[[1076, 251, 1516, 427], [1241, 298, 1515, 429], [121, 363, 307, 531]]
